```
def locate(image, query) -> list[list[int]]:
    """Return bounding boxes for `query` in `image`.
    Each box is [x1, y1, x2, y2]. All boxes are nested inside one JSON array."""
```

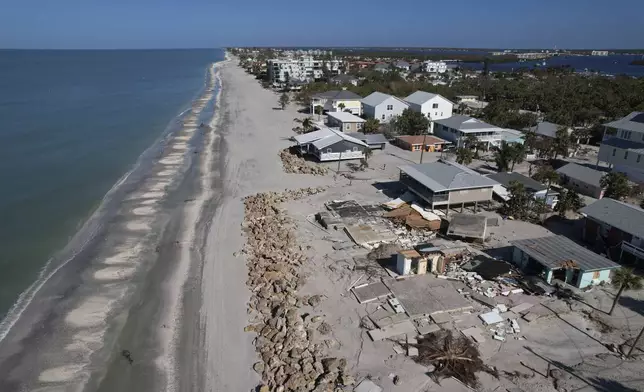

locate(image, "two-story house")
[[361, 92, 409, 123], [398, 160, 498, 213], [433, 115, 506, 149], [580, 198, 644, 264], [596, 112, 644, 183], [403, 91, 454, 132], [310, 89, 363, 116]]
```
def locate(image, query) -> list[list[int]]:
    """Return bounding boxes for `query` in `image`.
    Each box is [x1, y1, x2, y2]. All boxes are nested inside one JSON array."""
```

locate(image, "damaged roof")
[[511, 235, 620, 271]]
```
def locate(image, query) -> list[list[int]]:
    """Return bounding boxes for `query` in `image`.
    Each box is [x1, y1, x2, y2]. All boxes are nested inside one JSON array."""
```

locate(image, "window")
[[326, 148, 332, 153], [432, 103, 439, 109], [612, 148, 616, 156], [345, 123, 350, 131], [381, 114, 385, 120], [638, 155, 641, 163], [593, 271, 600, 279], [352, 147, 358, 152], [386, 104, 393, 110], [625, 151, 629, 159], [441, 112, 443, 116]]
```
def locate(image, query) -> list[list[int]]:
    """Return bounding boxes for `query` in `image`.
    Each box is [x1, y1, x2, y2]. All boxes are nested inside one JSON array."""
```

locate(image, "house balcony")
[[621, 241, 644, 260]]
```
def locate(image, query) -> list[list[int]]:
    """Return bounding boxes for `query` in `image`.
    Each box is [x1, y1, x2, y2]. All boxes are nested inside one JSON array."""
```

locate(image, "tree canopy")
[[390, 108, 430, 136], [600, 172, 630, 200]]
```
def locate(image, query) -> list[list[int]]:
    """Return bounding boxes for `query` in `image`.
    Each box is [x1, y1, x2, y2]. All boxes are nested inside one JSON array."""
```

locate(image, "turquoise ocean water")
[[0, 49, 224, 322]]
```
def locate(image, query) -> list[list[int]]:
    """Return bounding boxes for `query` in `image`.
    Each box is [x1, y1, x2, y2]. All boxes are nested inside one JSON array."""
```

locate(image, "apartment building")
[[596, 112, 644, 183], [423, 61, 447, 73], [267, 57, 341, 85]]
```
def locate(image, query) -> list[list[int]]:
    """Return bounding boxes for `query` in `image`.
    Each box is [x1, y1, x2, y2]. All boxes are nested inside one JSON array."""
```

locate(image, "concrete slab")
[[385, 275, 473, 317], [523, 312, 540, 323], [352, 281, 391, 304], [510, 302, 535, 314], [344, 224, 396, 248], [414, 318, 441, 335], [470, 292, 497, 308], [447, 213, 487, 240], [480, 311, 504, 325], [430, 313, 452, 324], [374, 313, 409, 328], [407, 346, 419, 357], [354, 379, 383, 392], [461, 326, 486, 343], [367, 320, 417, 341]]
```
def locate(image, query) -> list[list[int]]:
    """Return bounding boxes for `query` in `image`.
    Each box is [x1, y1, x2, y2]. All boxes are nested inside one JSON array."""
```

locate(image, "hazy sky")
[[1, 0, 643, 49]]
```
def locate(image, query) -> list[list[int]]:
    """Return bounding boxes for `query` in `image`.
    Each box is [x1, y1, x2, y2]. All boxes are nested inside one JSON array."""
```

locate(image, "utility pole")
[[420, 116, 432, 164], [627, 324, 644, 357]]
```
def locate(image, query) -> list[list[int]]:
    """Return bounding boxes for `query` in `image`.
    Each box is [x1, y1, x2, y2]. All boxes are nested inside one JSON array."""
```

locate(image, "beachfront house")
[[292, 128, 369, 162], [596, 112, 644, 184], [487, 172, 559, 208], [433, 115, 506, 149], [398, 160, 498, 213], [345, 132, 388, 150], [361, 92, 409, 124], [556, 163, 605, 199], [393, 135, 450, 152], [580, 198, 644, 264], [511, 235, 620, 289], [329, 74, 359, 86], [310, 89, 362, 116], [326, 111, 365, 133], [393, 60, 411, 71], [403, 91, 454, 132], [423, 61, 447, 73]]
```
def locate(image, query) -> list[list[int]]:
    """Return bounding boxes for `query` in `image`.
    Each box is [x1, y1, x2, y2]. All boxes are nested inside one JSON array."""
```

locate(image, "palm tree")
[[533, 165, 559, 207], [609, 268, 643, 315], [494, 142, 513, 172], [279, 93, 290, 110], [338, 103, 346, 112], [294, 117, 314, 133], [509, 143, 527, 171], [555, 189, 584, 217], [463, 134, 479, 150], [363, 118, 380, 134], [455, 148, 473, 165], [314, 106, 323, 121], [601, 172, 631, 200], [364, 148, 373, 161]]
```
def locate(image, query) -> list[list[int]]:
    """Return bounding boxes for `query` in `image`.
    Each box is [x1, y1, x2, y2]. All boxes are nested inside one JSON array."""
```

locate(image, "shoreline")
[[0, 53, 224, 392]]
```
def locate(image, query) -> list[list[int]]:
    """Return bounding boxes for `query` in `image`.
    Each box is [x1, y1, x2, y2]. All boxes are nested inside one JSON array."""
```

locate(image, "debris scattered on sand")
[[279, 148, 328, 175], [242, 187, 353, 391]]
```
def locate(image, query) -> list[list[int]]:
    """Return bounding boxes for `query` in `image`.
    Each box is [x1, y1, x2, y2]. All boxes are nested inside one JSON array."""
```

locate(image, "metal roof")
[[399, 160, 498, 192], [511, 235, 620, 271], [524, 121, 571, 139], [346, 132, 388, 145], [404, 91, 438, 105], [600, 136, 644, 154], [433, 115, 501, 133], [293, 128, 335, 144], [361, 92, 409, 108], [603, 111, 644, 133], [580, 198, 644, 239], [307, 128, 368, 150], [487, 172, 548, 193], [556, 163, 604, 187], [311, 90, 362, 100], [327, 111, 365, 123]]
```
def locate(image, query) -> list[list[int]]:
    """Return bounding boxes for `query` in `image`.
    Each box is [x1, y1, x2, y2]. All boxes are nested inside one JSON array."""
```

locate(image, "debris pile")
[[406, 330, 498, 388], [279, 148, 328, 175], [243, 187, 354, 391]]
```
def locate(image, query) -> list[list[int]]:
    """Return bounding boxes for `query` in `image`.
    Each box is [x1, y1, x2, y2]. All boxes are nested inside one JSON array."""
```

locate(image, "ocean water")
[[0, 49, 223, 321]]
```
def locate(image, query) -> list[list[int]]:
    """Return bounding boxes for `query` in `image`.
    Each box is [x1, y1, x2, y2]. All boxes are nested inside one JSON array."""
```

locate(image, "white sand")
[[147, 181, 170, 191], [65, 295, 115, 328], [125, 220, 151, 231], [160, 156, 184, 165], [103, 244, 142, 264], [132, 206, 156, 216], [175, 136, 191, 141], [94, 266, 136, 281], [38, 364, 85, 383], [172, 143, 188, 151], [139, 199, 158, 205], [138, 191, 165, 199]]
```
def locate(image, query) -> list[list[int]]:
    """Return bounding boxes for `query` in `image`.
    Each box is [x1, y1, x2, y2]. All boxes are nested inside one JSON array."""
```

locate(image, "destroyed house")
[[398, 160, 498, 212], [511, 235, 620, 289]]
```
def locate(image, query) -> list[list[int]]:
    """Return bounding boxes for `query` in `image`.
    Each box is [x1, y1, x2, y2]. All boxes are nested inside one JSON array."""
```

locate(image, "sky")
[[1, 0, 643, 49]]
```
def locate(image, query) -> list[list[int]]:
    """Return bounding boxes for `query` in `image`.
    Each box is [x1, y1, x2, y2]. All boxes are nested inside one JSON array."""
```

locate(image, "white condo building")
[[597, 112, 644, 183], [423, 61, 447, 73], [267, 57, 341, 84]]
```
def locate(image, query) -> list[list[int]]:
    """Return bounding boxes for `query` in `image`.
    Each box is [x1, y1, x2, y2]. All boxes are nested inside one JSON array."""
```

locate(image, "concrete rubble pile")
[[279, 148, 328, 175], [242, 187, 354, 392], [441, 256, 524, 299]]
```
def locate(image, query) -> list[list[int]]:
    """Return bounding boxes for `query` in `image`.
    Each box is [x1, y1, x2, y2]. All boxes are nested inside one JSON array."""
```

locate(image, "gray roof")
[[603, 112, 644, 133], [404, 91, 438, 105], [399, 160, 498, 192], [330, 74, 358, 83], [433, 115, 500, 133], [310, 128, 369, 150], [327, 111, 365, 123], [346, 132, 388, 145], [580, 198, 644, 239], [600, 136, 644, 154], [361, 92, 408, 108], [311, 90, 362, 100], [394, 60, 410, 67], [524, 121, 570, 139], [487, 172, 548, 193], [556, 163, 604, 187], [374, 63, 390, 70], [511, 235, 620, 271]]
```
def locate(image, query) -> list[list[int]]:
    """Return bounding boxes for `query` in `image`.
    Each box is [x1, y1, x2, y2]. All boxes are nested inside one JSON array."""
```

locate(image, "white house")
[[433, 115, 507, 148], [423, 61, 447, 73], [403, 91, 454, 132], [596, 112, 644, 184], [361, 92, 409, 123]]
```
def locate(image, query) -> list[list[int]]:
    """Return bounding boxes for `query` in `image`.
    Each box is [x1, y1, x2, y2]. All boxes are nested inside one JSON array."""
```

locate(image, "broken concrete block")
[[354, 379, 383, 392], [430, 313, 452, 324], [522, 312, 540, 323], [496, 304, 508, 313], [407, 346, 419, 357], [493, 334, 506, 342], [510, 302, 534, 314], [461, 326, 486, 343], [510, 288, 524, 294], [392, 344, 405, 354]]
